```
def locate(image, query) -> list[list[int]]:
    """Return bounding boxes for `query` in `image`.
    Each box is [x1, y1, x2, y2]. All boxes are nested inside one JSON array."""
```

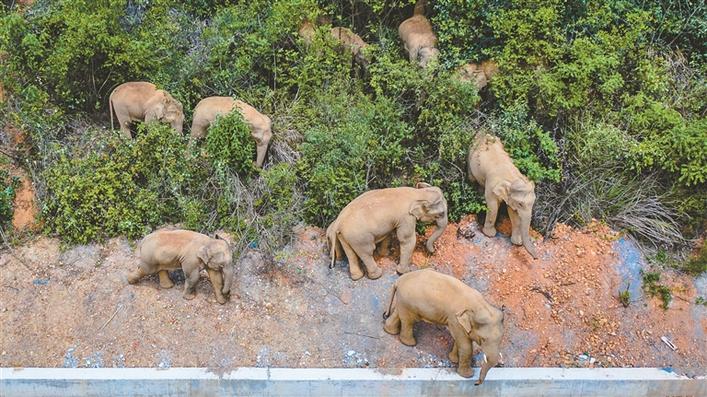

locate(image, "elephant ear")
[[197, 245, 211, 266], [415, 182, 432, 189], [409, 200, 428, 220], [146, 98, 166, 121], [455, 309, 475, 335], [492, 181, 511, 203]]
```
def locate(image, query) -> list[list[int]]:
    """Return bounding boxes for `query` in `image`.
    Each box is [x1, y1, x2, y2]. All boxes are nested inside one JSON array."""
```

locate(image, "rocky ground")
[[0, 216, 705, 377]]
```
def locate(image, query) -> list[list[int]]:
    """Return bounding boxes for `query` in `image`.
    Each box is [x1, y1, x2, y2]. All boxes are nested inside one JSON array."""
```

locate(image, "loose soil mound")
[[0, 217, 704, 376]]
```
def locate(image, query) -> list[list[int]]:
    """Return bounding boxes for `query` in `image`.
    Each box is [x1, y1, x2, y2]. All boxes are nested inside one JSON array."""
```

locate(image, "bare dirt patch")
[[0, 218, 704, 376]]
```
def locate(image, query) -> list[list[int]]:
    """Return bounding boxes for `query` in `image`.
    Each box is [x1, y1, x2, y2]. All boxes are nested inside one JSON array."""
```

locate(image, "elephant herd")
[[119, 0, 537, 385]]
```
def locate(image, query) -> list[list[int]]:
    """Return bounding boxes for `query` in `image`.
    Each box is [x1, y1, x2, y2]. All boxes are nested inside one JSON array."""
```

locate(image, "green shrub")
[[205, 111, 257, 177], [43, 123, 195, 243], [0, 169, 20, 229], [298, 83, 412, 225], [642, 271, 673, 310]]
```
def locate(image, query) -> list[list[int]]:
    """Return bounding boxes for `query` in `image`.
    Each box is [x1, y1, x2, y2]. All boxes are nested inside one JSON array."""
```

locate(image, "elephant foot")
[[383, 321, 400, 336], [127, 270, 144, 284], [350, 268, 365, 281], [457, 365, 474, 378], [482, 226, 497, 238], [160, 279, 175, 289], [367, 267, 383, 280], [510, 234, 522, 245], [399, 334, 417, 346], [448, 350, 459, 364], [395, 264, 410, 275], [183, 291, 196, 300], [215, 295, 227, 305]]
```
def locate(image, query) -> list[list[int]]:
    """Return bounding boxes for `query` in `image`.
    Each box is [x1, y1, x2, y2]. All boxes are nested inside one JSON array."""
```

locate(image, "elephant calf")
[[468, 133, 538, 258], [384, 269, 504, 385], [190, 97, 273, 168], [327, 183, 448, 280], [398, 6, 439, 68], [109, 82, 184, 138], [127, 229, 235, 305]]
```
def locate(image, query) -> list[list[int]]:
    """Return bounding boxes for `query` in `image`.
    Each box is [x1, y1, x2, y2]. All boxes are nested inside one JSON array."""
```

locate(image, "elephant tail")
[[327, 223, 339, 269], [383, 281, 398, 319], [109, 90, 115, 132]]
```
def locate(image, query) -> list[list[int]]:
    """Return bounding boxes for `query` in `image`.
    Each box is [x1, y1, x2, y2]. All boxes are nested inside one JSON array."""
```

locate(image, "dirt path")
[[0, 217, 704, 376]]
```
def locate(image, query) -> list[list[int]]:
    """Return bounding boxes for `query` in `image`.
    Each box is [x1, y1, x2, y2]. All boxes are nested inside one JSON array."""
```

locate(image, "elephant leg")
[[339, 237, 365, 281], [158, 270, 174, 289], [396, 223, 416, 274], [398, 309, 417, 346], [449, 341, 459, 363], [360, 240, 383, 280], [376, 235, 391, 257], [255, 142, 268, 168], [383, 307, 401, 335], [508, 207, 522, 245], [456, 338, 475, 378], [206, 268, 227, 305], [183, 269, 200, 300], [115, 114, 132, 138], [482, 195, 499, 237]]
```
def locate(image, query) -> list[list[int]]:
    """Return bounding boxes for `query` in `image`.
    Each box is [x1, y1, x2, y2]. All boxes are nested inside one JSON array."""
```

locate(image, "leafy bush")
[[298, 83, 412, 225], [1, 169, 20, 229], [42, 123, 195, 243], [205, 111, 257, 177]]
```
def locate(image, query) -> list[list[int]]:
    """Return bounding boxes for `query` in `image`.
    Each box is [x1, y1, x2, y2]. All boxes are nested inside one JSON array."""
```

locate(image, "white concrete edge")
[[0, 367, 697, 381]]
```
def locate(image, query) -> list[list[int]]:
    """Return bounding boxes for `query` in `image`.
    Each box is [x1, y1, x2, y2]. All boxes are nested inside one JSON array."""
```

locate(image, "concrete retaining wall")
[[1, 367, 704, 397]]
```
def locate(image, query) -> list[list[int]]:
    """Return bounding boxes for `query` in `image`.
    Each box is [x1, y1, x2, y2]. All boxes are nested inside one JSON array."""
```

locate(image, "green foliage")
[[642, 271, 673, 310], [0, 0, 704, 265], [43, 123, 195, 243], [681, 243, 707, 276], [618, 287, 631, 308], [205, 111, 257, 177], [0, 169, 20, 229], [298, 84, 412, 225]]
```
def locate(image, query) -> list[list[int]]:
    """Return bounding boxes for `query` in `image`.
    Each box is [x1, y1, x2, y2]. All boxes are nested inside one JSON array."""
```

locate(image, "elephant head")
[[418, 47, 439, 68], [410, 182, 448, 253], [149, 91, 185, 134], [456, 305, 505, 385], [493, 178, 537, 259], [197, 233, 234, 296]]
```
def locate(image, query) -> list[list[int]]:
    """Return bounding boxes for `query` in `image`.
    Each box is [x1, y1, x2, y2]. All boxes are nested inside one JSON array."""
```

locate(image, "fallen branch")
[[98, 305, 122, 332], [344, 331, 380, 340]]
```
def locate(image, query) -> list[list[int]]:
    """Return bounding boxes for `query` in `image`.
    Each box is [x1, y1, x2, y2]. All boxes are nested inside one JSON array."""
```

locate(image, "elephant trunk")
[[520, 216, 538, 259], [173, 120, 184, 134], [425, 215, 447, 253], [476, 344, 500, 386], [221, 263, 234, 295]]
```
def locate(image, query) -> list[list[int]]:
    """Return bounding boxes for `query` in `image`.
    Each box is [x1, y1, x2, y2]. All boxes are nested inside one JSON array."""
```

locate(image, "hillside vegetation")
[[0, 0, 704, 273]]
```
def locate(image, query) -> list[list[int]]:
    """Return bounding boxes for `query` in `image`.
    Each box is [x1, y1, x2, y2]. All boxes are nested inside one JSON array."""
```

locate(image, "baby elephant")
[[127, 229, 235, 304], [327, 183, 448, 280], [384, 269, 504, 385], [191, 97, 273, 168], [468, 133, 538, 258]]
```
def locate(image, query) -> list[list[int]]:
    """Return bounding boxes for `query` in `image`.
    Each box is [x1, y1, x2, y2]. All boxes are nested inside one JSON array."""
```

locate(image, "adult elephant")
[[190, 97, 273, 168], [327, 183, 448, 280], [109, 82, 184, 137], [468, 133, 538, 259]]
